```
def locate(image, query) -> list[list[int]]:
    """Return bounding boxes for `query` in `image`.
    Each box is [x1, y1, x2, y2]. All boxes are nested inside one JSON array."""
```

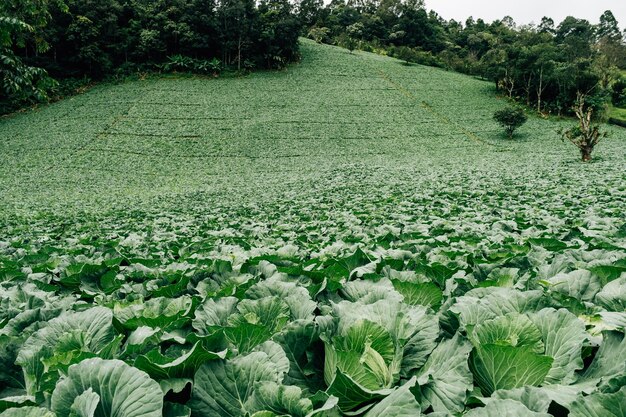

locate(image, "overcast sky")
[[424, 0, 626, 30]]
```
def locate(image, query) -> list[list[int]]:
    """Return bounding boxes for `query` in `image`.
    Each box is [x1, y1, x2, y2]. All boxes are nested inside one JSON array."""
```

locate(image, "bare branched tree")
[[559, 93, 609, 162]]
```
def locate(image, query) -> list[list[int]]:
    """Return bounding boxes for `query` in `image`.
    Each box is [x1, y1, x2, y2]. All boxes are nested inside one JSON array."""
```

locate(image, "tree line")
[[2, 0, 626, 118], [301, 0, 626, 117], [1, 0, 299, 113]]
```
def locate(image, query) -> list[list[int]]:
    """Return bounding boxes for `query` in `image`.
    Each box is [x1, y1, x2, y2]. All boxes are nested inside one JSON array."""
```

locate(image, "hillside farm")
[[1, 39, 625, 416]]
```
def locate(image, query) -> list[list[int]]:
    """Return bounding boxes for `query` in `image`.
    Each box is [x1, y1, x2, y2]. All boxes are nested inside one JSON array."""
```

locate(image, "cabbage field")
[[1, 39, 625, 416]]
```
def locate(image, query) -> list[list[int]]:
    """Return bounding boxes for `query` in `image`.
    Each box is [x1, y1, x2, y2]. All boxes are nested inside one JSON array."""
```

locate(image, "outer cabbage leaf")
[[484, 383, 601, 411], [0, 397, 35, 414], [582, 312, 626, 339], [569, 386, 626, 417], [113, 296, 194, 331], [69, 388, 99, 417], [595, 275, 626, 311], [51, 358, 162, 417], [464, 399, 551, 417], [578, 331, 626, 389], [272, 320, 325, 393], [486, 386, 551, 413], [363, 377, 421, 417], [546, 270, 601, 302], [245, 275, 317, 321], [414, 333, 473, 413], [254, 341, 290, 376], [134, 342, 227, 380], [528, 308, 587, 384], [228, 297, 290, 334], [192, 297, 239, 334], [194, 296, 291, 353], [303, 392, 340, 417], [340, 280, 403, 305], [0, 407, 56, 417], [189, 344, 287, 417], [450, 289, 545, 331], [391, 280, 443, 309], [324, 369, 393, 412], [16, 307, 116, 396], [246, 382, 313, 417]]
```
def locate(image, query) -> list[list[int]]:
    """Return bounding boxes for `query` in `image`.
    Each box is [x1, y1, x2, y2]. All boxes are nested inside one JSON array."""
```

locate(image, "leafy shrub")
[[612, 77, 626, 107], [393, 46, 419, 65], [161, 56, 223, 76], [161, 55, 195, 73], [493, 106, 528, 139], [307, 26, 330, 44], [194, 58, 223, 76], [0, 54, 58, 114], [389, 46, 444, 67], [338, 33, 357, 53]]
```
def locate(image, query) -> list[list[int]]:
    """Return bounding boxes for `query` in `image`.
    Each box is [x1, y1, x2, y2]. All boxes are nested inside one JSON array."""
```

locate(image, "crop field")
[[1, 39, 626, 416]]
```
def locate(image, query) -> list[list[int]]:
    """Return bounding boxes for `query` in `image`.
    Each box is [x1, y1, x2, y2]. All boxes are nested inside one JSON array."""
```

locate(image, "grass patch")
[[609, 104, 626, 121]]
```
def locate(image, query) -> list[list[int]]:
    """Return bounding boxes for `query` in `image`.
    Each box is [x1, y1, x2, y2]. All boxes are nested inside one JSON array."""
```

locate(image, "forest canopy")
[[301, 1, 626, 116], [1, 0, 300, 112], [1, 0, 625, 117]]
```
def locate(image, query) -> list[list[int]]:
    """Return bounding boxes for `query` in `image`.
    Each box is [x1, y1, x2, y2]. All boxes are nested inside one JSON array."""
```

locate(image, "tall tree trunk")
[[504, 68, 515, 98], [237, 35, 242, 71], [524, 72, 533, 106], [536, 67, 543, 113]]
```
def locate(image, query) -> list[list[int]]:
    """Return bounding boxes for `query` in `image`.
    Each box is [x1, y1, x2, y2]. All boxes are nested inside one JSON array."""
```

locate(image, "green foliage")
[[1, 0, 300, 114], [51, 358, 163, 417], [493, 106, 528, 138], [307, 26, 330, 44], [338, 33, 357, 53], [0, 3, 62, 113], [302, 3, 623, 115], [390, 45, 443, 67], [612, 76, 626, 107], [0, 40, 625, 417], [161, 56, 223, 76]]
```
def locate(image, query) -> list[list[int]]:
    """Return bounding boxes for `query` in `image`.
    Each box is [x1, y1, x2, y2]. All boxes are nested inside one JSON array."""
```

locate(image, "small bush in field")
[[493, 106, 528, 139]]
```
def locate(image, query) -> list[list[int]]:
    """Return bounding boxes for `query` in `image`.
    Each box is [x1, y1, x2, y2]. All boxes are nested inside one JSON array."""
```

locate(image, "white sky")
[[424, 0, 626, 30]]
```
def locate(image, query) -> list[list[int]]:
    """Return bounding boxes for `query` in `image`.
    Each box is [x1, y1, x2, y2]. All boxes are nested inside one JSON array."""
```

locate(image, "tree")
[[307, 26, 329, 43], [341, 22, 363, 53], [338, 31, 356, 53], [538, 17, 555, 35], [493, 106, 528, 138], [613, 76, 626, 107], [529, 39, 558, 113], [0, 0, 65, 111], [559, 93, 608, 162], [394, 45, 418, 64], [595, 10, 626, 75], [555, 17, 595, 61], [597, 10, 621, 42], [218, 0, 258, 71], [257, 0, 301, 68], [297, 0, 324, 28]]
